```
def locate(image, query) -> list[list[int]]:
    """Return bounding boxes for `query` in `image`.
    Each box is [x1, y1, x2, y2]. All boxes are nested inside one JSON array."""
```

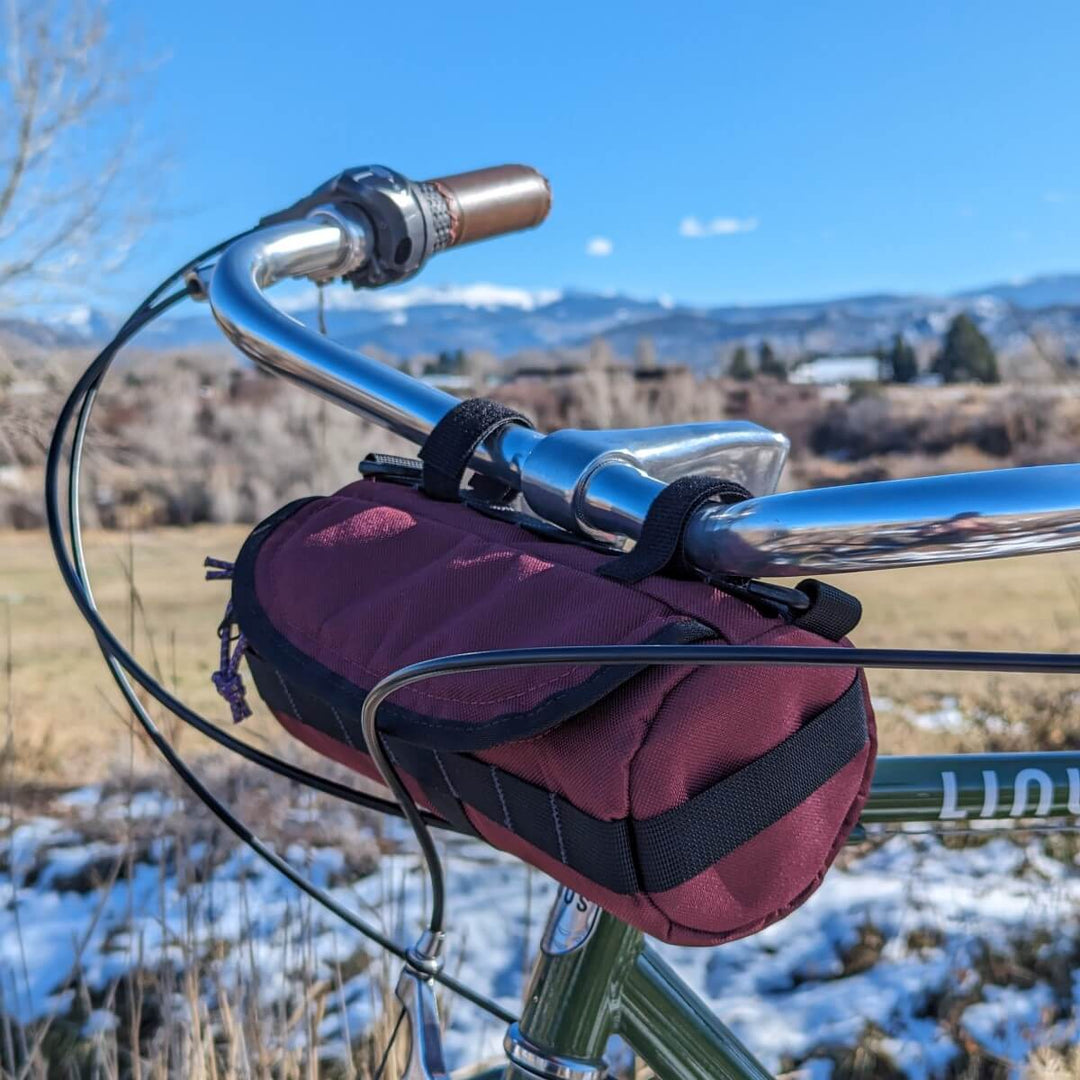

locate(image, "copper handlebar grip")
[[424, 165, 551, 248]]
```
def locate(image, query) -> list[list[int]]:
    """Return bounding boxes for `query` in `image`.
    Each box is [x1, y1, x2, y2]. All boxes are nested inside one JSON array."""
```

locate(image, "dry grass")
[[0, 525, 297, 783], [0, 761, 405, 1079], [820, 550, 1080, 755], [2, 523, 1079, 1076], [1028, 1047, 1080, 1077], [1, 526, 1079, 782]]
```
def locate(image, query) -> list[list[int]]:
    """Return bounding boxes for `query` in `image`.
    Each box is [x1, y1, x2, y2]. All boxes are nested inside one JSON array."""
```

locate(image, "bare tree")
[[0, 0, 147, 305]]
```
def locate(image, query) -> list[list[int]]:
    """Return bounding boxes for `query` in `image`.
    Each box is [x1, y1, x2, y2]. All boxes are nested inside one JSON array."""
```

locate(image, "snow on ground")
[[2, 783, 1079, 1077], [905, 696, 969, 734]]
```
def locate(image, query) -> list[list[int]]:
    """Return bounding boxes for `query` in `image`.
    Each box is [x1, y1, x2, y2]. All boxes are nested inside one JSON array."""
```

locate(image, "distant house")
[[790, 355, 883, 386], [420, 373, 477, 392]]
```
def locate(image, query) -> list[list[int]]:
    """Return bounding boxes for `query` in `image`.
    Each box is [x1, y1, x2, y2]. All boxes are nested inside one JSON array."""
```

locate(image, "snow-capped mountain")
[[956, 273, 1080, 310], [6, 273, 1080, 368]]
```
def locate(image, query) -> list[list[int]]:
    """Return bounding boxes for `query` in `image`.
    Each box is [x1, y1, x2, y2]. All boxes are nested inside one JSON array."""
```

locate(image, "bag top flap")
[[230, 481, 824, 749]]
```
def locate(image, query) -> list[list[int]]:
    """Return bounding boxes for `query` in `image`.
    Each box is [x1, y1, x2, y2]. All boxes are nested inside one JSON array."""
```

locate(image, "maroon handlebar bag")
[[224, 471, 875, 947]]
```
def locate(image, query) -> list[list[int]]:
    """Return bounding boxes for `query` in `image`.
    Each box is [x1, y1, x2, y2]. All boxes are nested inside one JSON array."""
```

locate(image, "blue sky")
[[109, 0, 1080, 308]]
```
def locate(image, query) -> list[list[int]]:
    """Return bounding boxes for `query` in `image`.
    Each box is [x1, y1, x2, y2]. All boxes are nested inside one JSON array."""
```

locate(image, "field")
[[4, 524, 1080, 1076], [2, 525, 1079, 782], [3, 525, 288, 783]]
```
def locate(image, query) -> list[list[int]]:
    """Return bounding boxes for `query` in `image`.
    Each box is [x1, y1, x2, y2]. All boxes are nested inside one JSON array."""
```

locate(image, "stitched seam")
[[276, 671, 304, 723], [263, 612, 697, 715], [622, 646, 717, 905], [328, 703, 356, 750], [624, 658, 710, 813], [242, 619, 710, 753], [549, 793, 568, 865], [358, 623, 708, 734], [490, 767, 512, 830], [433, 751, 460, 799]]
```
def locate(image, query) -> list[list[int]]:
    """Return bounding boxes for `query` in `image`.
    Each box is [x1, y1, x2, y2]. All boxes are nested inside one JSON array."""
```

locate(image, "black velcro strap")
[[597, 474, 751, 584], [248, 656, 868, 896], [792, 579, 863, 641], [633, 675, 868, 892], [418, 398, 534, 503]]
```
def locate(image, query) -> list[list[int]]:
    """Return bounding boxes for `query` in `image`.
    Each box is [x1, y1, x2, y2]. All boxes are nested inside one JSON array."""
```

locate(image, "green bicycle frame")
[[482, 749, 1080, 1080]]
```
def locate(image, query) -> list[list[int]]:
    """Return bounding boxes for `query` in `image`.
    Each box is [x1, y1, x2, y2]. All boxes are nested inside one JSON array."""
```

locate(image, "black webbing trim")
[[358, 453, 424, 485], [429, 750, 641, 892], [418, 398, 534, 502], [792, 579, 863, 641], [246, 654, 868, 896], [398, 744, 479, 837], [597, 474, 751, 584], [633, 676, 868, 892]]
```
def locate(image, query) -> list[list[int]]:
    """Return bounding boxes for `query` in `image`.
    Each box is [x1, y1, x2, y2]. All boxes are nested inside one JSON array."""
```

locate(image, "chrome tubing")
[[208, 217, 1080, 576], [203, 218, 756, 531], [210, 219, 447, 442], [207, 217, 541, 490], [684, 463, 1080, 576]]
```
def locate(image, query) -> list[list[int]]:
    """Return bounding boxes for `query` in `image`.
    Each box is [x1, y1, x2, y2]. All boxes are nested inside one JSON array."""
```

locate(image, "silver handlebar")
[[205, 215, 1080, 577]]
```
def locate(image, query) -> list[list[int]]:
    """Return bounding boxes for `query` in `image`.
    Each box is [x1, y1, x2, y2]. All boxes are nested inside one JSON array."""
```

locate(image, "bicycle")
[[48, 163, 1080, 1080]]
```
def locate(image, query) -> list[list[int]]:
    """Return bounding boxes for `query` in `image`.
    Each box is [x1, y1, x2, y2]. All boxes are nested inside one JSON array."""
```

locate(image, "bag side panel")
[[627, 634, 875, 941]]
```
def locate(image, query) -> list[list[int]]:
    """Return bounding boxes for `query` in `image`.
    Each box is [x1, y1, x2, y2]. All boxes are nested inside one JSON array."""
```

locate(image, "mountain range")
[[5, 273, 1080, 371]]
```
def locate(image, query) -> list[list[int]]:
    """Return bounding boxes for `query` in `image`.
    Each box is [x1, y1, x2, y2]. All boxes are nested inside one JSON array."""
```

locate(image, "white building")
[[790, 355, 882, 385]]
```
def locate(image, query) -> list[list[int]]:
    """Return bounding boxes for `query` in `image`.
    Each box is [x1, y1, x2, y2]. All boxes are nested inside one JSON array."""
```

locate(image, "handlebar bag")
[[222, 473, 876, 947]]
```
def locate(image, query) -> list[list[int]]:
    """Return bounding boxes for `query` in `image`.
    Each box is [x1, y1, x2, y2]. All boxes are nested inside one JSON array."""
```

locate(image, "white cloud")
[[679, 215, 759, 238], [586, 236, 614, 257]]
